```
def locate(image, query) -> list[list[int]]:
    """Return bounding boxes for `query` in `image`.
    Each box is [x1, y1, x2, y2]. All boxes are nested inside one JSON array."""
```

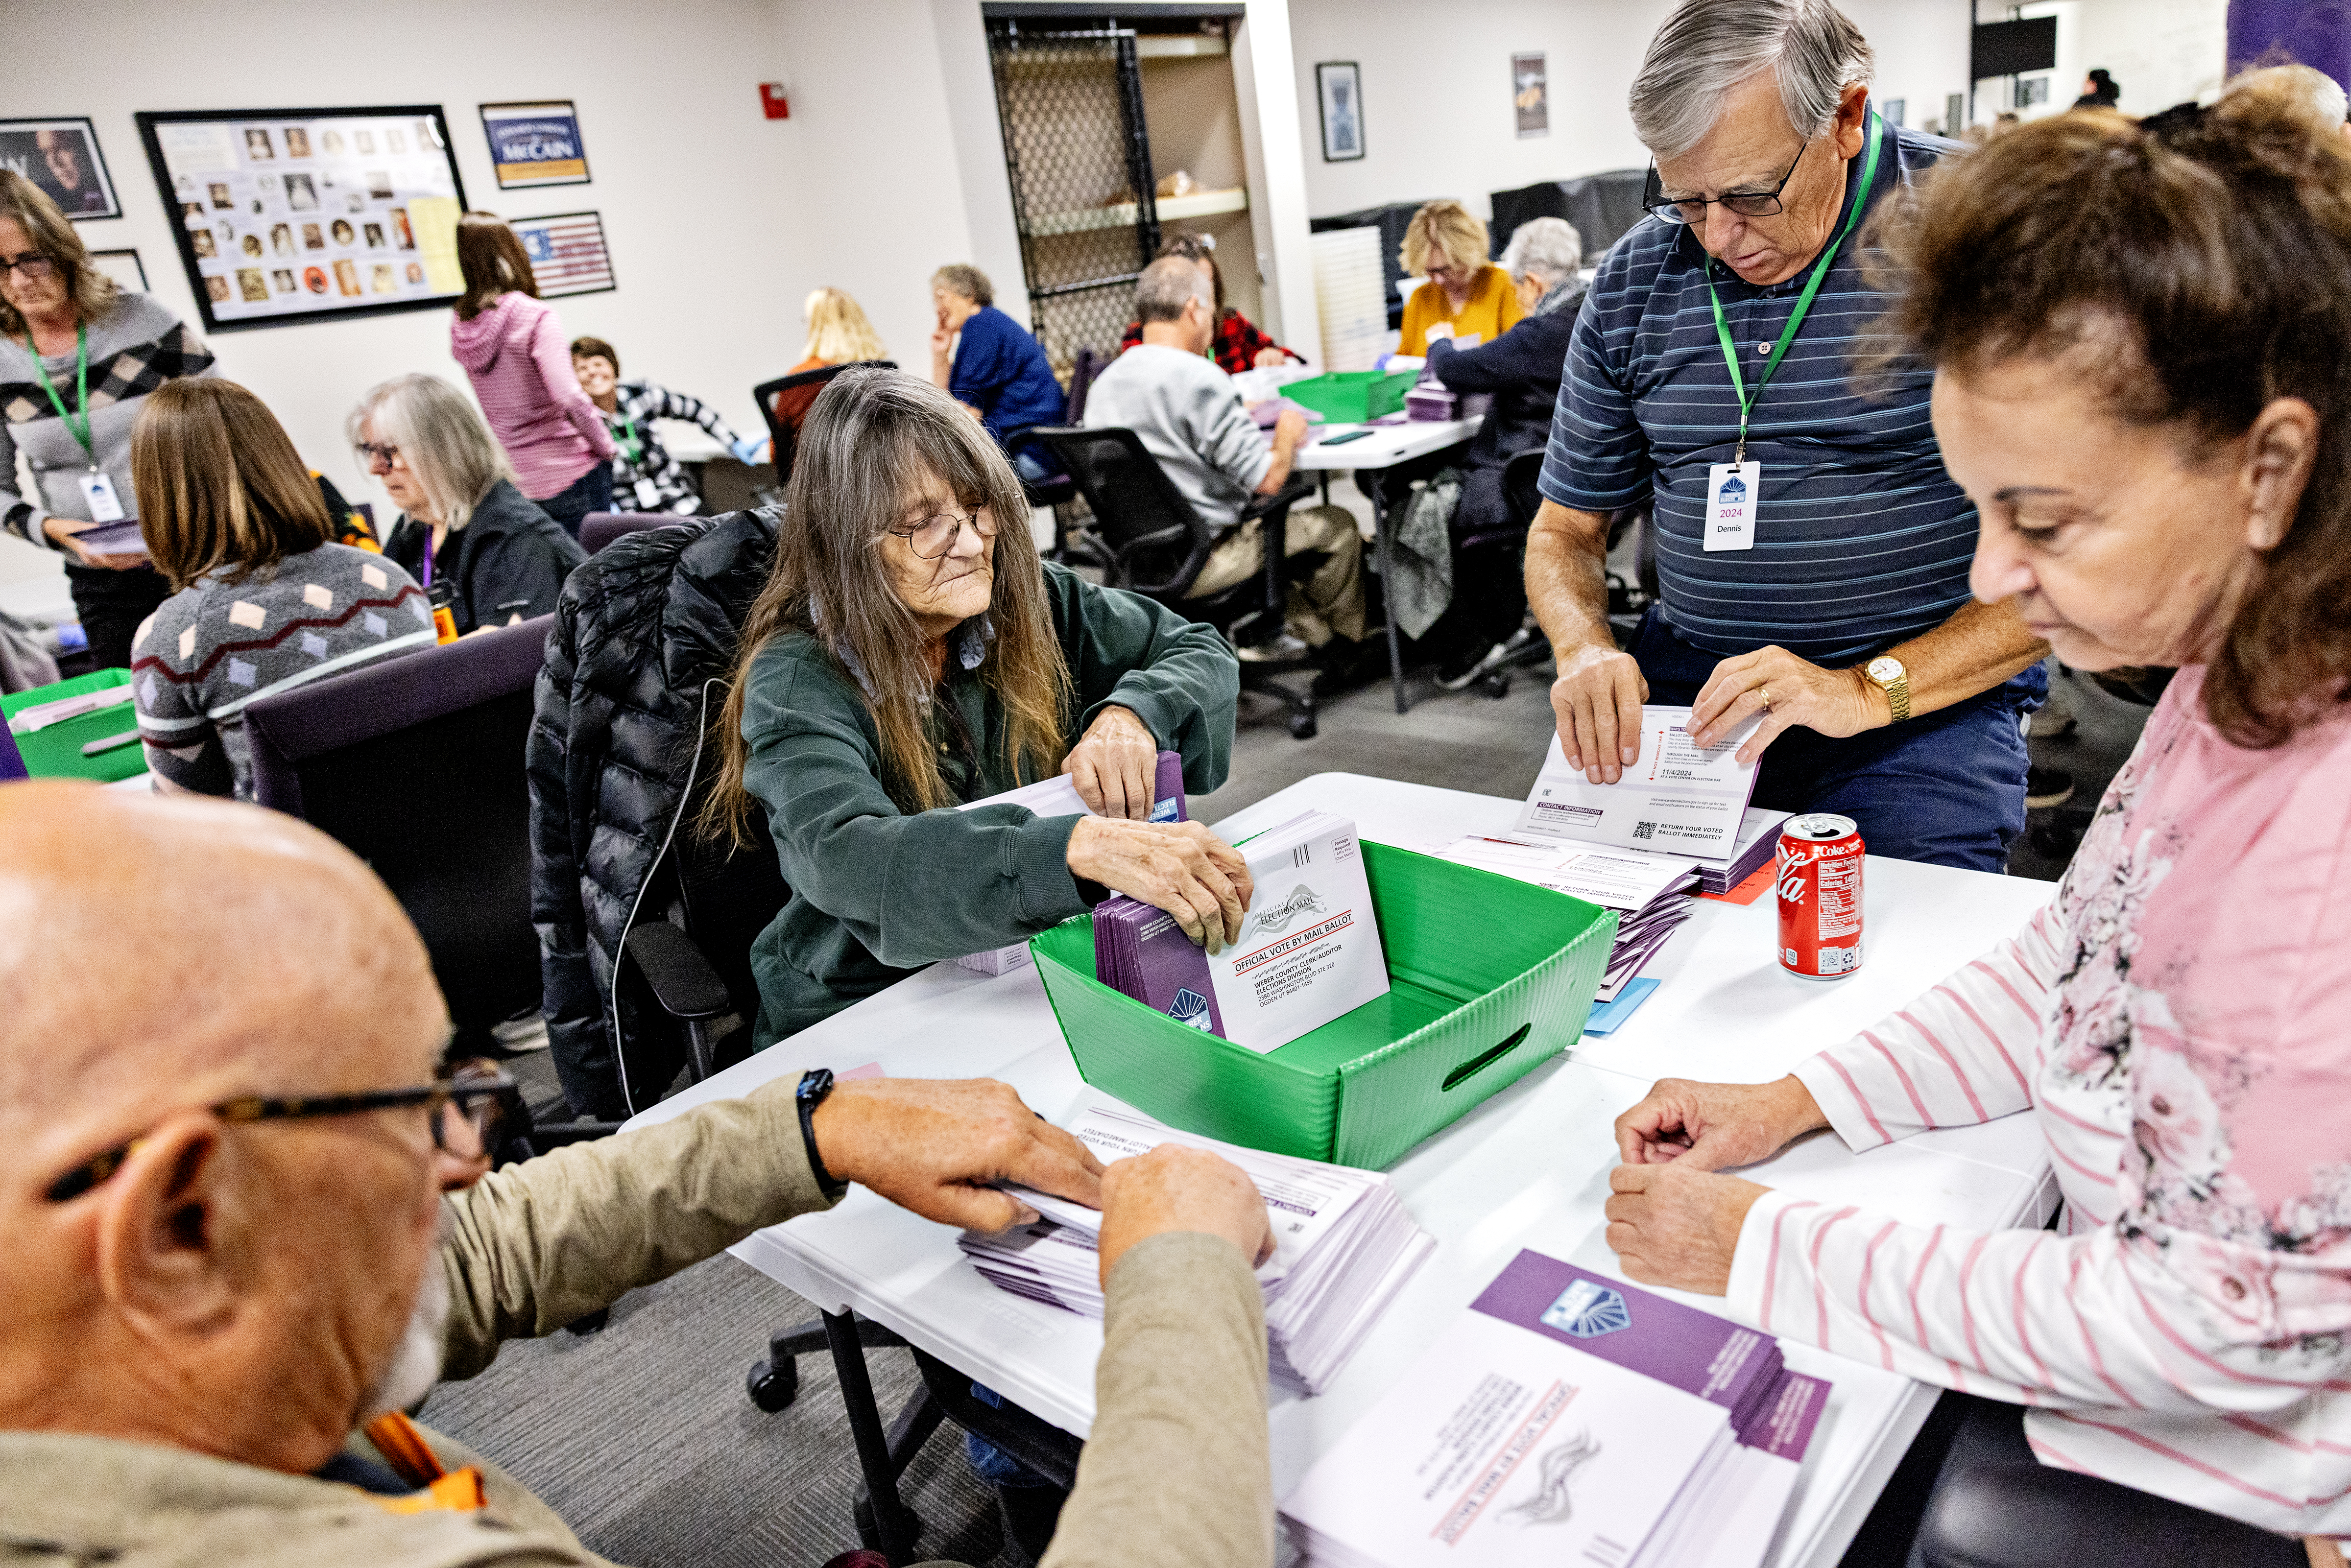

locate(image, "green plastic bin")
[[1030, 841, 1618, 1169], [2, 668, 144, 783], [1282, 369, 1420, 426]]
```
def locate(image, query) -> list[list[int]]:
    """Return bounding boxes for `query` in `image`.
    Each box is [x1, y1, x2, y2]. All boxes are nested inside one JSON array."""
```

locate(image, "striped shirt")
[[130, 543, 434, 798], [1726, 668, 2351, 1536], [1539, 111, 1973, 663]]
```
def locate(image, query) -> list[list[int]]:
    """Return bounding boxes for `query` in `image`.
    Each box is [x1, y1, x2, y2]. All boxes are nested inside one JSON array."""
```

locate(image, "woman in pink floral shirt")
[[1598, 87, 2351, 1566]]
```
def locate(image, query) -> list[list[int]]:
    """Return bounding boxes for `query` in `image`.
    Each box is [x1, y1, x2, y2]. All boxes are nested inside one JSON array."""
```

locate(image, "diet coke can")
[[1776, 813, 1864, 979]]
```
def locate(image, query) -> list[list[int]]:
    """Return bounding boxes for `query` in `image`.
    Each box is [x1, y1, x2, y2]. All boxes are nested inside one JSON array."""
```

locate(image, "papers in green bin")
[[1, 669, 144, 783]]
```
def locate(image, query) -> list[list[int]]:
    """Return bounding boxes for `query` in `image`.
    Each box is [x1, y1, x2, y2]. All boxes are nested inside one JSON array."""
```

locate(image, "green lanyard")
[[615, 417, 642, 467], [23, 325, 96, 466], [1704, 110, 1883, 465]]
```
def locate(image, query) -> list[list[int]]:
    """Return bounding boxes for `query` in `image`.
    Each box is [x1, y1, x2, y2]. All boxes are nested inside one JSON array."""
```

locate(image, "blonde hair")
[[0, 169, 121, 336], [703, 369, 1072, 841], [803, 287, 888, 364], [132, 380, 332, 593], [345, 374, 511, 529], [1401, 199, 1491, 278]]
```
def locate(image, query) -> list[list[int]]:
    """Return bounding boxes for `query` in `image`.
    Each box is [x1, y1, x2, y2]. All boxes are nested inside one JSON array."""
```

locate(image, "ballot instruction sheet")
[[1517, 706, 1761, 861]]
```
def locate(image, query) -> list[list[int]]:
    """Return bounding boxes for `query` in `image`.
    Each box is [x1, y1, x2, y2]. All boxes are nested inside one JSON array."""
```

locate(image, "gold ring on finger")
[[1758, 686, 1773, 712]]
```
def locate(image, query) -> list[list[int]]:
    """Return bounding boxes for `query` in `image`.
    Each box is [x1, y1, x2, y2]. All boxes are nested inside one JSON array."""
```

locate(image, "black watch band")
[[796, 1068, 848, 1202]]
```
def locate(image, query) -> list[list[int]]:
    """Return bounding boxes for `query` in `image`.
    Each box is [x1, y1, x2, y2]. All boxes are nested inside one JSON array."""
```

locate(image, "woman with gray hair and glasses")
[[349, 373, 586, 636], [1418, 214, 1590, 689]]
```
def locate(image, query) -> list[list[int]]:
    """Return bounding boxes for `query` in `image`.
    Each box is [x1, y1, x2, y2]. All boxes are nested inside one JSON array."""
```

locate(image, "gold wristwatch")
[[1864, 655, 1911, 723]]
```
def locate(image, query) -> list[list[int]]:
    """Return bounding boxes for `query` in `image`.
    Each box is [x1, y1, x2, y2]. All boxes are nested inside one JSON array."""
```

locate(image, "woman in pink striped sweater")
[[448, 214, 618, 539], [1602, 89, 2351, 1563]]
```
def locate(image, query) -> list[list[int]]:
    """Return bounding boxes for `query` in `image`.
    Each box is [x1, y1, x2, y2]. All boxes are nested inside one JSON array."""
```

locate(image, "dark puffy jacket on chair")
[[527, 507, 780, 1119]]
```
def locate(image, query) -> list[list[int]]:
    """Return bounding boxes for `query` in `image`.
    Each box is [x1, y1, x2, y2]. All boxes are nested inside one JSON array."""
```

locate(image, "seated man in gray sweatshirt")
[[1084, 257, 1368, 691], [0, 780, 1278, 1568]]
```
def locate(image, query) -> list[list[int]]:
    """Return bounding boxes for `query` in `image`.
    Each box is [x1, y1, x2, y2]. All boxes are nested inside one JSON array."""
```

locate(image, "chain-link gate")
[[985, 20, 1159, 383]]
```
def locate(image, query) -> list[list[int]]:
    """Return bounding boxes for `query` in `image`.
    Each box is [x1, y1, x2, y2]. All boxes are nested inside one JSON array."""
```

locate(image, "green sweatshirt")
[[740, 562, 1239, 1047]]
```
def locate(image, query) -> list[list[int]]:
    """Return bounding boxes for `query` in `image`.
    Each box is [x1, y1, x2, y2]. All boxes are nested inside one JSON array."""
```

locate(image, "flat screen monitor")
[[1973, 17, 2059, 80]]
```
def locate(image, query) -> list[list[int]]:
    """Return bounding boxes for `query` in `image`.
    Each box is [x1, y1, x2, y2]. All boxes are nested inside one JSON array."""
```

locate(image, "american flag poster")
[[512, 210, 615, 298]]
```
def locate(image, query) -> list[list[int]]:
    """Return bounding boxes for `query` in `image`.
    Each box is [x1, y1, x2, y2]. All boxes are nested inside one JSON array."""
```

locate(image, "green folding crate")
[[1, 668, 144, 783], [1281, 369, 1419, 425], [1029, 841, 1618, 1169]]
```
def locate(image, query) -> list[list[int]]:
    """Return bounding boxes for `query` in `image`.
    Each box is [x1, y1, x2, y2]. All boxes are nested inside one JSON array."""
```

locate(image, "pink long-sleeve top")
[[449, 292, 618, 501], [1729, 666, 2351, 1537]]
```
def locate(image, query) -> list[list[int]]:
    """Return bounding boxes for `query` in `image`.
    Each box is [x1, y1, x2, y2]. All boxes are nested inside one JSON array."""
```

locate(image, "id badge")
[[1703, 461, 1760, 552], [79, 470, 126, 522]]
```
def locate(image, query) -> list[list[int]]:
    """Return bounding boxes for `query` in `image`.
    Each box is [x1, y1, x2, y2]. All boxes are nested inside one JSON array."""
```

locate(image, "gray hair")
[[2224, 63, 2349, 128], [345, 373, 510, 530], [1629, 0, 1875, 161], [1135, 254, 1212, 324], [1499, 217, 1583, 286]]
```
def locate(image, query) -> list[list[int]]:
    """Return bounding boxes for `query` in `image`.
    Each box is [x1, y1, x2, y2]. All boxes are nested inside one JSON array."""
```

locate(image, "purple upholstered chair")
[[580, 510, 685, 554]]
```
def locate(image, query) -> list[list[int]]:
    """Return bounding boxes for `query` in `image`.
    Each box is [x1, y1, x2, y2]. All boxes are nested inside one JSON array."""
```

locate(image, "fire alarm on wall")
[[760, 83, 790, 119]]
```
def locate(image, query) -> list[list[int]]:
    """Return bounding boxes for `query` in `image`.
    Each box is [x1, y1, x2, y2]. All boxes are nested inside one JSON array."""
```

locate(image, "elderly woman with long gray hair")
[[702, 367, 1248, 1048]]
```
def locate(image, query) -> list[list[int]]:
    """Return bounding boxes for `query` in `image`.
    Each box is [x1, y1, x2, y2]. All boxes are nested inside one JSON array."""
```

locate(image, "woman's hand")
[[1689, 646, 1884, 763], [42, 516, 145, 571], [1067, 817, 1253, 952], [1253, 346, 1290, 369], [1063, 704, 1161, 818], [1605, 1162, 1770, 1296], [1613, 1075, 1828, 1170]]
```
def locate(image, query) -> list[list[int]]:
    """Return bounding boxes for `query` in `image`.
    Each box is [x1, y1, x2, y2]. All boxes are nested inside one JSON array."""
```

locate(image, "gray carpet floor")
[[428, 616, 2149, 1568]]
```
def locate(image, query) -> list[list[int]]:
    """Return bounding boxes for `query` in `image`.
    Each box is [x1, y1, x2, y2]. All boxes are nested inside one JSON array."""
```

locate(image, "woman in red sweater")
[[447, 213, 618, 539]]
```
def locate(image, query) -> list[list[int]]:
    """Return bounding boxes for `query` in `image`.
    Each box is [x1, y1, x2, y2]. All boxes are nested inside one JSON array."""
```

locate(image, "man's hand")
[[1062, 704, 1160, 818], [1604, 1162, 1769, 1295], [1549, 641, 1649, 784], [1066, 817, 1253, 951], [1257, 406, 1310, 495], [42, 515, 146, 571], [1252, 346, 1291, 369], [1614, 1075, 1827, 1169], [1096, 1143, 1274, 1285], [1689, 646, 1882, 763], [810, 1077, 1106, 1234]]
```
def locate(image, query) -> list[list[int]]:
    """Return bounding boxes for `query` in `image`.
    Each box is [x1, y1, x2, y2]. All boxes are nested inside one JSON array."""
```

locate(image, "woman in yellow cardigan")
[[1397, 200, 1524, 356]]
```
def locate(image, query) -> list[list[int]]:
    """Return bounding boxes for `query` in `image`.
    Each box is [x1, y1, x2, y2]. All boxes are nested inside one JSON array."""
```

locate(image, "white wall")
[[1285, 0, 1971, 225], [0, 0, 818, 598], [1972, 0, 2228, 122]]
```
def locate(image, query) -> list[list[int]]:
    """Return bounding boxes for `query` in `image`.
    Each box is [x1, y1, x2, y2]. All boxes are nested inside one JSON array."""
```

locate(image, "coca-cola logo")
[[1776, 872, 1809, 904]]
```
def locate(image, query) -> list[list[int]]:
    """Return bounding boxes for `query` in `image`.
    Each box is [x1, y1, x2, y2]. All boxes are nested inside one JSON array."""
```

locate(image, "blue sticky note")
[[1582, 977, 1660, 1036]]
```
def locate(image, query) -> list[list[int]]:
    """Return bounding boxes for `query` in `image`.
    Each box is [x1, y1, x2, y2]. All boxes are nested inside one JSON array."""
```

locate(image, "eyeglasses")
[[1644, 139, 1811, 226], [43, 1058, 521, 1204], [354, 440, 405, 471], [0, 251, 59, 282], [888, 509, 996, 560]]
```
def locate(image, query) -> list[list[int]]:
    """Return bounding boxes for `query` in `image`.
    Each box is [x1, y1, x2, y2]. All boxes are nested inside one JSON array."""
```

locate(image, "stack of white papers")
[[1517, 706, 1763, 861], [1428, 834, 1696, 1002], [1281, 1250, 1830, 1568], [958, 1095, 1435, 1394], [1093, 809, 1391, 1054]]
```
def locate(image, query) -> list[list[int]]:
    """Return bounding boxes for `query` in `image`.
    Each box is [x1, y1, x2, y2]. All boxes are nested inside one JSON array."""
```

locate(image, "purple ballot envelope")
[[1147, 750, 1186, 822], [1471, 1250, 1785, 1429], [1094, 894, 1223, 1036]]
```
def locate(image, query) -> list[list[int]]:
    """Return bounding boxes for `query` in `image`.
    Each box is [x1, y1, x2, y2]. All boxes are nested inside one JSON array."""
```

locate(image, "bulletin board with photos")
[[133, 105, 469, 333]]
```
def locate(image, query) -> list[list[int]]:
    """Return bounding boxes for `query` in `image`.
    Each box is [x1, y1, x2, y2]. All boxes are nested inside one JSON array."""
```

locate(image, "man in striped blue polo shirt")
[[1528, 0, 2048, 871]]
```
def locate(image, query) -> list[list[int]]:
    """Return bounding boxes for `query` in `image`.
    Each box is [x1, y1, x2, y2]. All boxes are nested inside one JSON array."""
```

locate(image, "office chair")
[[754, 359, 898, 487], [1501, 448, 1653, 642], [580, 510, 681, 554], [1031, 424, 1321, 739]]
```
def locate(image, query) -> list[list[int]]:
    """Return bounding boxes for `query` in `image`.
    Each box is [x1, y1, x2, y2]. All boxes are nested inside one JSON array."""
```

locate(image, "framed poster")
[[1317, 62, 1365, 163], [87, 247, 148, 292], [0, 117, 120, 219], [511, 210, 614, 298], [479, 100, 590, 189], [1512, 52, 1549, 138], [134, 105, 468, 333]]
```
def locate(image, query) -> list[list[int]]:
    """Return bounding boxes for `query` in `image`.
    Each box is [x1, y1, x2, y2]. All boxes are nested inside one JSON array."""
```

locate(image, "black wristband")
[[796, 1068, 848, 1202]]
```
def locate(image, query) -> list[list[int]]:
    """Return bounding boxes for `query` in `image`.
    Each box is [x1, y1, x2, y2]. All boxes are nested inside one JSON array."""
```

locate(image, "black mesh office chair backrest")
[[1027, 426, 1214, 598], [753, 359, 898, 486], [245, 617, 550, 1045]]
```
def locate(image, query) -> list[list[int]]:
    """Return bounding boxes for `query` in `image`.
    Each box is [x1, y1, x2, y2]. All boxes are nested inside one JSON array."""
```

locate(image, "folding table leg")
[[1369, 484, 1411, 713], [823, 1309, 922, 1561]]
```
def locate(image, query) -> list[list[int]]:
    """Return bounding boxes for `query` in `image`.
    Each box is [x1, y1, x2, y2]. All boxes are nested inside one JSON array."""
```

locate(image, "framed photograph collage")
[[134, 105, 468, 333]]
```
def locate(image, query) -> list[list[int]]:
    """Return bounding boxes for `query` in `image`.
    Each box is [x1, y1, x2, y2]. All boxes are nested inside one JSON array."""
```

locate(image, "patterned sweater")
[[1727, 666, 2351, 1535], [0, 292, 216, 545], [130, 544, 433, 798], [601, 380, 740, 514]]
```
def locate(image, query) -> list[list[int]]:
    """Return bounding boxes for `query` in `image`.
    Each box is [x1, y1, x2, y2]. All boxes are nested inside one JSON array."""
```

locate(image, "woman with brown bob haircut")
[[126, 379, 432, 800], [702, 368, 1249, 1048], [1596, 83, 2351, 1565]]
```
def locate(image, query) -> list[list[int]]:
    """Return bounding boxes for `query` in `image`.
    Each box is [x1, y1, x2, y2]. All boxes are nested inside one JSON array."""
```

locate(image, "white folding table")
[[634, 772, 2057, 1568], [1292, 417, 1481, 714]]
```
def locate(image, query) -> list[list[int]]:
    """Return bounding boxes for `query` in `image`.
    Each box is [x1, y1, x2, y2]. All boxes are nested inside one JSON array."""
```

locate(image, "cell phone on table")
[[1318, 428, 1376, 447]]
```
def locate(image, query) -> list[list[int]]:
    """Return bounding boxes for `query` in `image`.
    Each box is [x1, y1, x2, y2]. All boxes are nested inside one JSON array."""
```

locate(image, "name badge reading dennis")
[[1703, 461, 1760, 552]]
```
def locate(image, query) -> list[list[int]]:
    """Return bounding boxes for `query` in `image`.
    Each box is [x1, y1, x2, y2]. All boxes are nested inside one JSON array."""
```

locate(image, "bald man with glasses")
[[0, 781, 1279, 1568]]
